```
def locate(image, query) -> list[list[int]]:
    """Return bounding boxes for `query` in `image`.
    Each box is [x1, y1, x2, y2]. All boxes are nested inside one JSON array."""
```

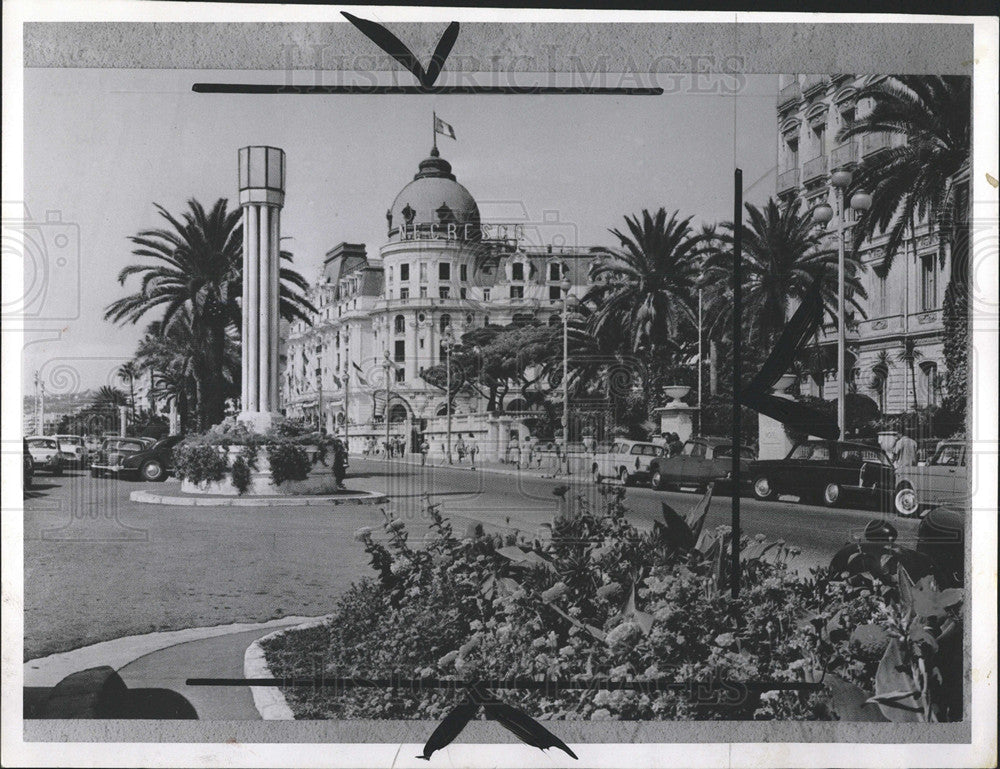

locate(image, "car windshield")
[[28, 439, 58, 449], [715, 445, 755, 460], [58, 436, 83, 446], [931, 444, 964, 466], [106, 440, 144, 452], [788, 442, 830, 461], [839, 445, 890, 465]]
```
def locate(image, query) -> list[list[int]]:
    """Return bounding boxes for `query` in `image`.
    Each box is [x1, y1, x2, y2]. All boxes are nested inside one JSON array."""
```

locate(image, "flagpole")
[[344, 333, 350, 454], [432, 110, 437, 153], [731, 168, 743, 600]]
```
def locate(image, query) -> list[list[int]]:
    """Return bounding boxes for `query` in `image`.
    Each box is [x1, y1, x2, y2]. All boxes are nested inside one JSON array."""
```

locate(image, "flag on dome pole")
[[433, 111, 456, 152], [352, 361, 369, 387]]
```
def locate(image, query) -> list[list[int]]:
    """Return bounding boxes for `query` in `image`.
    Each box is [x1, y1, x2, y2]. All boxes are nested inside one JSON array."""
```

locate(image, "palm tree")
[[585, 208, 702, 374], [897, 337, 923, 411], [838, 76, 970, 279], [105, 198, 314, 429], [702, 198, 867, 352], [116, 361, 140, 419], [94, 386, 128, 409]]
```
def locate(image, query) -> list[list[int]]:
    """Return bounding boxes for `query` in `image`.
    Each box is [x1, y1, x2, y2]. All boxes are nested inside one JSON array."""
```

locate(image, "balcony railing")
[[777, 80, 802, 109], [829, 141, 857, 170], [802, 154, 829, 183], [777, 168, 800, 195], [861, 132, 891, 156]]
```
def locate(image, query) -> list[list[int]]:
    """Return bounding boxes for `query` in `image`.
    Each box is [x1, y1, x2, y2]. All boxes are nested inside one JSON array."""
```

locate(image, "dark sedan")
[[98, 435, 183, 482], [748, 439, 895, 509], [89, 437, 153, 478]]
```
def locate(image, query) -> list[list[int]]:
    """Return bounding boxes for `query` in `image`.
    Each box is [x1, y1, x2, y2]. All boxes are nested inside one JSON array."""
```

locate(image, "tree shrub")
[[260, 487, 961, 722], [267, 441, 310, 486], [172, 443, 227, 485]]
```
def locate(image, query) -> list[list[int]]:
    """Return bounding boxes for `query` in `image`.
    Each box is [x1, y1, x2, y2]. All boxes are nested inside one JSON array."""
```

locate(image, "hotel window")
[[399, 263, 410, 281], [511, 262, 525, 281], [786, 136, 799, 169], [399, 287, 410, 300], [387, 266, 393, 284], [920, 253, 938, 311], [812, 124, 826, 155], [549, 285, 562, 300], [460, 264, 468, 281], [395, 368, 405, 383], [510, 285, 524, 299], [482, 288, 491, 302], [921, 362, 940, 406], [394, 340, 406, 362], [394, 315, 405, 334], [459, 288, 467, 299], [548, 262, 563, 281], [439, 287, 450, 299], [440, 314, 451, 332], [420, 286, 428, 298], [419, 262, 428, 282], [439, 262, 451, 281]]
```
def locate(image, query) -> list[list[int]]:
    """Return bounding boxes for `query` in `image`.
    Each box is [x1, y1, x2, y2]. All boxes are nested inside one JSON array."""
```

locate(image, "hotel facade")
[[776, 74, 950, 416], [280, 144, 600, 452]]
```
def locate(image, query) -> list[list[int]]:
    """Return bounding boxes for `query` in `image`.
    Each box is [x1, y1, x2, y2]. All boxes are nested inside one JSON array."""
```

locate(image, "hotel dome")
[[387, 147, 480, 239]]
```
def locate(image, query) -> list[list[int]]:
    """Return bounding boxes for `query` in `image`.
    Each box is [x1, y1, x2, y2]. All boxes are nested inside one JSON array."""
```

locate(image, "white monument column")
[[237, 146, 285, 433]]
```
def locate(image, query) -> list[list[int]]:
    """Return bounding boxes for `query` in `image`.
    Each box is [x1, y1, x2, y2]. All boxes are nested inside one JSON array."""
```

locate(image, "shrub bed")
[[261, 486, 963, 722]]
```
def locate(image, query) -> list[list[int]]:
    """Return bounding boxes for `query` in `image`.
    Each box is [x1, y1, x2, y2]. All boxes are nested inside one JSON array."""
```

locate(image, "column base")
[[237, 410, 279, 434]]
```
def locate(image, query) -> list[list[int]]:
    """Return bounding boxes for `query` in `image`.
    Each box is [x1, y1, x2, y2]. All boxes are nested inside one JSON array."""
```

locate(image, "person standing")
[[456, 437, 466, 464], [892, 430, 919, 470], [420, 438, 430, 466], [332, 437, 348, 490], [469, 442, 478, 470]]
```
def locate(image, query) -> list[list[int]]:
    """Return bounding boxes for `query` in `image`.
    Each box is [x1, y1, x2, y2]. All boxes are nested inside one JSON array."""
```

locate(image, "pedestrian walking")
[[892, 430, 918, 470], [469, 443, 478, 470], [420, 438, 430, 466], [332, 437, 348, 490], [456, 437, 467, 464]]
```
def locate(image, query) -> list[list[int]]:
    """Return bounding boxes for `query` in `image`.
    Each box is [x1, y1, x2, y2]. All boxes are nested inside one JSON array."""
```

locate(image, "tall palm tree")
[[105, 198, 314, 429], [585, 208, 702, 370], [702, 198, 867, 353], [838, 76, 970, 279], [94, 386, 128, 408], [116, 361, 140, 419], [897, 337, 923, 411]]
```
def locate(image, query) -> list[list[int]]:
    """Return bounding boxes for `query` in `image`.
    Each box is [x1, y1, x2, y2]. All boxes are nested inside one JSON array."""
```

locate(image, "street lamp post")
[[559, 278, 573, 475], [442, 326, 455, 464], [382, 352, 392, 461], [813, 172, 872, 439]]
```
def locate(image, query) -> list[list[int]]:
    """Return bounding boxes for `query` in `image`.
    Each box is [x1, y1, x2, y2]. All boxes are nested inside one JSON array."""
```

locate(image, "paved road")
[[351, 457, 921, 567]]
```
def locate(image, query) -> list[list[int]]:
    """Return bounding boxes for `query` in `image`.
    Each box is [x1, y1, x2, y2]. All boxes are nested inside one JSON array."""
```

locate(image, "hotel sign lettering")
[[397, 222, 527, 242]]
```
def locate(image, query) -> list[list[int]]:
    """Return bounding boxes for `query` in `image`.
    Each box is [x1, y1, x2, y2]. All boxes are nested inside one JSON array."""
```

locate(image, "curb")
[[130, 490, 389, 507], [23, 615, 326, 687], [244, 616, 333, 720], [358, 455, 591, 483]]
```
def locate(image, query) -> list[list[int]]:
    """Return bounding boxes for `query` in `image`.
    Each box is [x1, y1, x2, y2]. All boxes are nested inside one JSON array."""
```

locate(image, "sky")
[[21, 68, 779, 396]]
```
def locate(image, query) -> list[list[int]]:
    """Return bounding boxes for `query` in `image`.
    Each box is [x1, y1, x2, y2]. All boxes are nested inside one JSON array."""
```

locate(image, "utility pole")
[[731, 168, 742, 599], [343, 326, 350, 454]]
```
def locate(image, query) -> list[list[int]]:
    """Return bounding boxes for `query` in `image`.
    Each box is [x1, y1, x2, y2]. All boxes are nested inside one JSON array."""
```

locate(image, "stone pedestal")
[[757, 373, 799, 460], [237, 146, 285, 434], [655, 404, 696, 442]]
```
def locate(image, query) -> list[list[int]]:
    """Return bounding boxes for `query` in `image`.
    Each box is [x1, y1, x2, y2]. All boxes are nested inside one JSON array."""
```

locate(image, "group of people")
[[360, 436, 407, 458], [662, 432, 685, 457]]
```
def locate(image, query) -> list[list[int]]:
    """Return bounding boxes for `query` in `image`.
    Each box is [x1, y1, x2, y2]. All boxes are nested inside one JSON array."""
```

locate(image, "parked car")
[[648, 436, 756, 491], [893, 440, 969, 517], [116, 435, 184, 481], [24, 439, 34, 489], [53, 434, 88, 467], [748, 439, 895, 509], [592, 439, 667, 486], [25, 436, 68, 476], [89, 437, 154, 478]]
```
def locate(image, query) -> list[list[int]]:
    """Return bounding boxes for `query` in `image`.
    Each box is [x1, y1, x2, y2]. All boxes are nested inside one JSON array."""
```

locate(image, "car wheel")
[[651, 469, 664, 490], [752, 476, 774, 501], [822, 482, 841, 507], [894, 485, 921, 517], [141, 460, 166, 482], [618, 467, 631, 486]]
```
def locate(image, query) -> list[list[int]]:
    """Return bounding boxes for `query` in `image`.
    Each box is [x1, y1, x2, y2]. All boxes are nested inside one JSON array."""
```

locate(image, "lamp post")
[[812, 172, 872, 439], [559, 278, 573, 475], [382, 351, 392, 461], [343, 325, 351, 453], [442, 326, 455, 464]]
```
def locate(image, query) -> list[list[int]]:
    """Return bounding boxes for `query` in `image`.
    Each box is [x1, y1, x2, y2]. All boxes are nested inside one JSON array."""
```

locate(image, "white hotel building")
[[280, 144, 600, 450], [776, 74, 951, 415]]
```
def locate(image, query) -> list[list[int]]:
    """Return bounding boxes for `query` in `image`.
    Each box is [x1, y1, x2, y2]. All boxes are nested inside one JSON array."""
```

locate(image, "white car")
[[591, 439, 667, 486], [54, 434, 88, 466], [894, 440, 969, 517], [25, 436, 67, 475]]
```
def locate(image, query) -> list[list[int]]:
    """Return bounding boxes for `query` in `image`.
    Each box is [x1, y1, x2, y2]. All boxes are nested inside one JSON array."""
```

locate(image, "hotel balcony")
[[861, 132, 891, 156], [802, 154, 829, 184], [777, 80, 802, 110], [777, 168, 800, 196], [829, 141, 857, 171], [802, 74, 831, 98]]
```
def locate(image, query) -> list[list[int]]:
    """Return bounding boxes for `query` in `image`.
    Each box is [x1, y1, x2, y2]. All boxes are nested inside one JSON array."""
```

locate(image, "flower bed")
[[173, 417, 342, 495], [261, 486, 963, 722]]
